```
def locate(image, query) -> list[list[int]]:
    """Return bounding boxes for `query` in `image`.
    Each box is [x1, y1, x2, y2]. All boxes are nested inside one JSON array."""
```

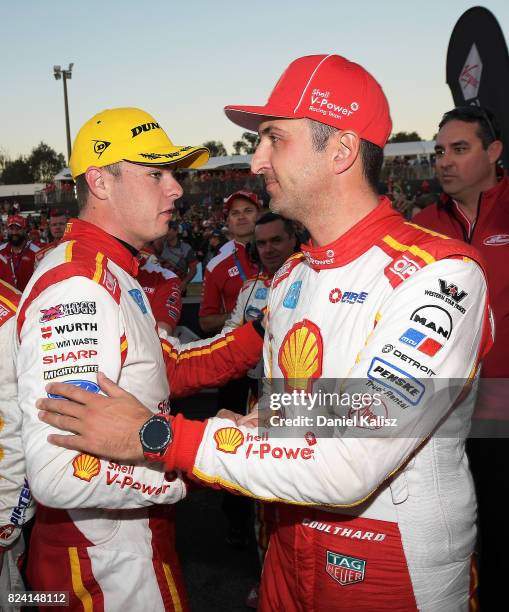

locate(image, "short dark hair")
[[255, 211, 295, 238], [75, 162, 122, 211], [439, 106, 501, 149], [306, 119, 383, 192]]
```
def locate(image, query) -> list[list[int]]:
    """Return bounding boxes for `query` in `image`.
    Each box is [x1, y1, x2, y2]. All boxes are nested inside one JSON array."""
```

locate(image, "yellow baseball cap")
[[69, 107, 209, 178]]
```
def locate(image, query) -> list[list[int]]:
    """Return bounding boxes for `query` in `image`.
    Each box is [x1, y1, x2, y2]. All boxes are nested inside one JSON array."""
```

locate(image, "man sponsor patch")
[[227, 265, 240, 278], [367, 357, 425, 406], [40, 301, 96, 323], [128, 289, 148, 314], [326, 551, 366, 586], [43, 364, 99, 380], [409, 305, 452, 340]]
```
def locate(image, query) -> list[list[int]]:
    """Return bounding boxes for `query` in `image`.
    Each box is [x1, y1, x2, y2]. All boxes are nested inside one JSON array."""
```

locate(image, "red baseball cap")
[[224, 190, 261, 214], [225, 54, 392, 148], [7, 214, 26, 228]]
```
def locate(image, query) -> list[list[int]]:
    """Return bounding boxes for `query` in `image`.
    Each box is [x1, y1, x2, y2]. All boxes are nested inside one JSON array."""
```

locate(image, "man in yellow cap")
[[15, 107, 264, 611]]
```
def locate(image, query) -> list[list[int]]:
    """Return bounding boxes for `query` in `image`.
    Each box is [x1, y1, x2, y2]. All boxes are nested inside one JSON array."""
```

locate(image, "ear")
[[487, 140, 503, 164], [85, 167, 109, 201], [331, 130, 361, 174]]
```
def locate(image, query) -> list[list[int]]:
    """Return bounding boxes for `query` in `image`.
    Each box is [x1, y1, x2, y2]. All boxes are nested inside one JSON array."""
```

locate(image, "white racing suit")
[[162, 199, 493, 611], [15, 219, 263, 611], [0, 281, 35, 610]]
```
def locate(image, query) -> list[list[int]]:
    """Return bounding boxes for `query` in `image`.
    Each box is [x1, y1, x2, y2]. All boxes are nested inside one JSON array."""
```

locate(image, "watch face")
[[142, 417, 171, 452]]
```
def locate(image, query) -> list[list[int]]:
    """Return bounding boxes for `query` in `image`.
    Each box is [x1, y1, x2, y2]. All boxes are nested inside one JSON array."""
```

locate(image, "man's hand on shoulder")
[[37, 372, 150, 462]]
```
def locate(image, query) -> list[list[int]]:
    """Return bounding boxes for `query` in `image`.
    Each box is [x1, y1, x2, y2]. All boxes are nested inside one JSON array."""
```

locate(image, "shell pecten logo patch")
[[72, 453, 101, 482], [278, 319, 323, 392], [214, 427, 244, 454]]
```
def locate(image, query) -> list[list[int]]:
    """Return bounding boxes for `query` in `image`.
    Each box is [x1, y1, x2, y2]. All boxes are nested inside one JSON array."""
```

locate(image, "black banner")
[[446, 6, 509, 168]]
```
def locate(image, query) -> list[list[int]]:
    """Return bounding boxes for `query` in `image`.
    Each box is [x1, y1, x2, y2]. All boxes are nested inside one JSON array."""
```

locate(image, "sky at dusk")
[[1, 0, 509, 161]]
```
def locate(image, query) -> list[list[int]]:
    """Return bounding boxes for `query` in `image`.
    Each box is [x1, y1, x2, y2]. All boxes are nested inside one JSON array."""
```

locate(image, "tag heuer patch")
[[326, 550, 366, 586]]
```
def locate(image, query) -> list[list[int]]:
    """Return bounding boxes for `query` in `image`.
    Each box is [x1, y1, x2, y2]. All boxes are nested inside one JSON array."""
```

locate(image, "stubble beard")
[[8, 234, 25, 248]]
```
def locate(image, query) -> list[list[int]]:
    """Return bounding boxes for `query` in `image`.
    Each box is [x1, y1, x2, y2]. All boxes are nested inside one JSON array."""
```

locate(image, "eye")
[[150, 170, 162, 179]]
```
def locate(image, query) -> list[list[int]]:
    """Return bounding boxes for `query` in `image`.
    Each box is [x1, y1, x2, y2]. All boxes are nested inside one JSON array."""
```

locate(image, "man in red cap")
[[199, 190, 261, 334], [0, 215, 40, 291], [38, 56, 493, 610]]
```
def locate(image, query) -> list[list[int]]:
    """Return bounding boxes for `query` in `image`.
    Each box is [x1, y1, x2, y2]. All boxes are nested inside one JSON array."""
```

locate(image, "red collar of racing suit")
[[301, 196, 402, 270], [63, 218, 140, 277]]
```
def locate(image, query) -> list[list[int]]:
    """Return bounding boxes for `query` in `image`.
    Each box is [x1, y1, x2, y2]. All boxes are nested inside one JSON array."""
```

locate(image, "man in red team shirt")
[[137, 249, 182, 333], [0, 215, 40, 291], [34, 211, 68, 268], [413, 105, 508, 607], [199, 190, 261, 334]]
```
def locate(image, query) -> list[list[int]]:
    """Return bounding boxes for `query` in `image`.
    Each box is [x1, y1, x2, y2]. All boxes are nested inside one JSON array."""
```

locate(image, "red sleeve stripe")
[[161, 332, 236, 363]]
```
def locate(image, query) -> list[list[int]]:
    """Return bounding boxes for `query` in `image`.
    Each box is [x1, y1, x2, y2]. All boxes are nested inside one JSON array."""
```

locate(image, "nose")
[[436, 151, 452, 170], [165, 173, 184, 199], [251, 140, 270, 175]]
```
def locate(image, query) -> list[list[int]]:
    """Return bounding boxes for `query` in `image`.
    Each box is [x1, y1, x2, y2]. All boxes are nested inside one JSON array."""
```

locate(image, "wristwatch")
[[139, 414, 173, 459]]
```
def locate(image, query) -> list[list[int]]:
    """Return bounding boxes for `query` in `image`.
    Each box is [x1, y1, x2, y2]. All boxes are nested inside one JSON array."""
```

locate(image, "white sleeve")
[[17, 277, 185, 509], [0, 318, 35, 547], [186, 258, 489, 505], [223, 283, 250, 330]]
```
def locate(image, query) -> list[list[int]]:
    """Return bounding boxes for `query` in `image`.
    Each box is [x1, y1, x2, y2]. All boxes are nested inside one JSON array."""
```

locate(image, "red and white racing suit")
[[0, 241, 41, 291], [160, 199, 493, 611], [137, 250, 182, 332], [199, 240, 259, 317], [15, 219, 263, 611], [0, 281, 35, 597]]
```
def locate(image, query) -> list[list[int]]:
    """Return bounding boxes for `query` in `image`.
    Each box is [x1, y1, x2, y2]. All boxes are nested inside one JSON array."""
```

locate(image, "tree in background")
[[28, 142, 66, 183], [203, 141, 228, 157], [388, 131, 423, 143], [232, 132, 259, 154], [0, 142, 65, 184], [1, 157, 33, 184]]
